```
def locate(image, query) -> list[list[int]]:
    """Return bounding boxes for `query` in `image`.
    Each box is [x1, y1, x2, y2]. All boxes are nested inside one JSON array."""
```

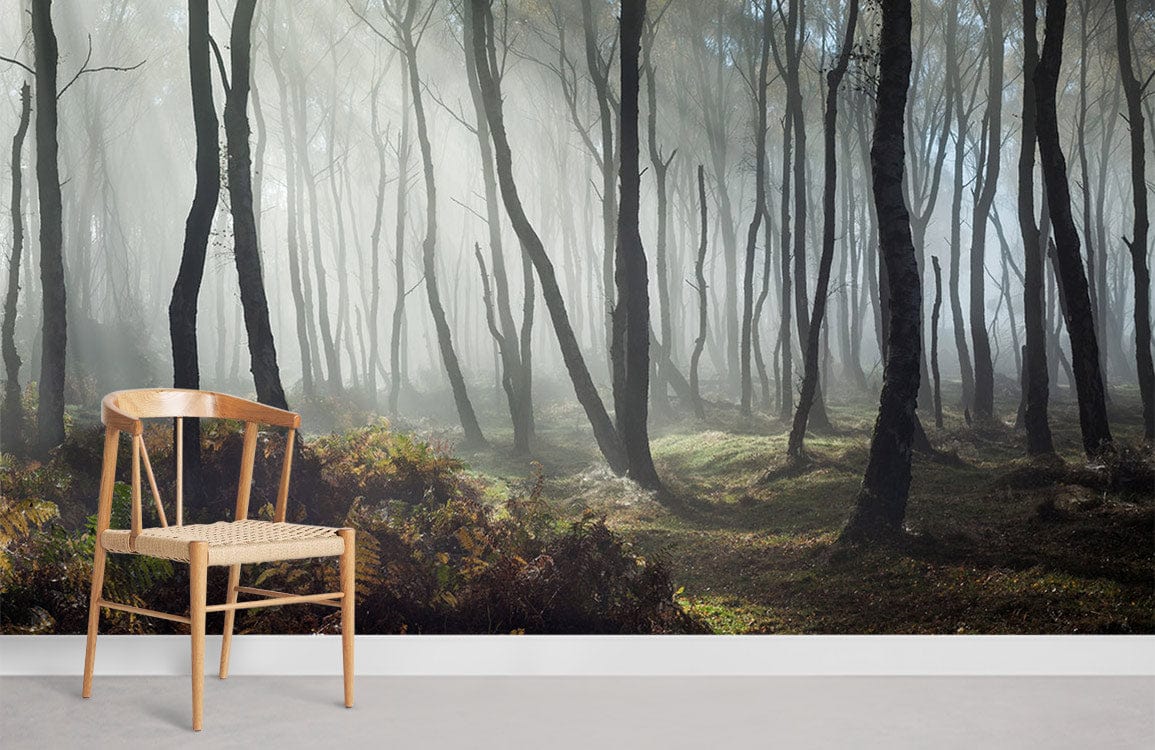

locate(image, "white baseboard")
[[2, 635, 1152, 677]]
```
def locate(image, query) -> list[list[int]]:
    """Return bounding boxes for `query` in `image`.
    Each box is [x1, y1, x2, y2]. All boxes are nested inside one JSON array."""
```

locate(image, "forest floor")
[[447, 384, 1154, 634]]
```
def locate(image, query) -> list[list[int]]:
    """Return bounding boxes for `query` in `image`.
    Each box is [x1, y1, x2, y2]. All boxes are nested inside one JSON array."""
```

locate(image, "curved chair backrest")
[[97, 389, 301, 547]]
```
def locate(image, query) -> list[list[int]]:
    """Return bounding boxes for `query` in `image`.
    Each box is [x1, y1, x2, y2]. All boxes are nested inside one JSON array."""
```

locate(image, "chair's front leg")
[[189, 541, 208, 731], [219, 564, 242, 679], [338, 528, 355, 708], [81, 541, 107, 698]]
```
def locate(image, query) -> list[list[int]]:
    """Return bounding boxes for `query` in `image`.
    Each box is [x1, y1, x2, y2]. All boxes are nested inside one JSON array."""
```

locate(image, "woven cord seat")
[[101, 519, 346, 566]]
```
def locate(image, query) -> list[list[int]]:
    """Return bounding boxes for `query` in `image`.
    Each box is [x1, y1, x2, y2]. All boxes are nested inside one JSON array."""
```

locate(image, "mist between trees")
[[1, 0, 1152, 544]]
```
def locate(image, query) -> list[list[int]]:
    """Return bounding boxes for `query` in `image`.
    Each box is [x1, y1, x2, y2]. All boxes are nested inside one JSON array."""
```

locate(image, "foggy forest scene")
[[1, 0, 1152, 636]]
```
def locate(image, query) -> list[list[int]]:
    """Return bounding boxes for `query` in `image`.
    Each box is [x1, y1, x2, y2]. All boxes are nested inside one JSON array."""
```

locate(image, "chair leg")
[[219, 564, 242, 679], [189, 541, 208, 732], [338, 528, 355, 708], [81, 543, 107, 698]]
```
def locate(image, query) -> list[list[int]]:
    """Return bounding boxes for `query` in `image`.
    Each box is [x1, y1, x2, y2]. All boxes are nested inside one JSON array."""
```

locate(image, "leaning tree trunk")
[[470, 0, 626, 474], [1113, 0, 1153, 441], [1017, 0, 1054, 455], [169, 0, 219, 473], [740, 3, 770, 417], [32, 0, 66, 455], [690, 164, 708, 420], [842, 0, 921, 542], [612, 0, 662, 490], [788, 0, 858, 459], [402, 26, 486, 448], [463, 2, 532, 452], [969, 0, 1004, 421], [1034, 0, 1112, 456], [224, 0, 288, 409], [1, 83, 31, 455]]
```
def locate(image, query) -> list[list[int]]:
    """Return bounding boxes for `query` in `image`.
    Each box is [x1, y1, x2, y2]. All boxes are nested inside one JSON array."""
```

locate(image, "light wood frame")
[[82, 389, 355, 731]]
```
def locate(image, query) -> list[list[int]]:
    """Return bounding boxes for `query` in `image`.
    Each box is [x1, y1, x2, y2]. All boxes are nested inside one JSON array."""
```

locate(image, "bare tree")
[[1, 83, 30, 454], [612, 0, 662, 490], [1113, 0, 1153, 441], [842, 0, 921, 541], [690, 164, 709, 420], [1017, 0, 1053, 455], [224, 0, 289, 409], [739, 1, 770, 417], [470, 0, 627, 474], [969, 0, 1005, 421], [168, 0, 219, 471], [788, 0, 858, 459], [1034, 0, 1112, 456]]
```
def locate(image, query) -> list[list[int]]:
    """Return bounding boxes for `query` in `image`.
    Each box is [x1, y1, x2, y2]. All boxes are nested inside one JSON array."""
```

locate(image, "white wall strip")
[[2, 635, 1152, 677]]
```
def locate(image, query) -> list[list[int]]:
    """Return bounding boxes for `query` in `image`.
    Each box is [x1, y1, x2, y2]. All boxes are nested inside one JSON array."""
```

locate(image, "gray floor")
[[1, 676, 1152, 749]]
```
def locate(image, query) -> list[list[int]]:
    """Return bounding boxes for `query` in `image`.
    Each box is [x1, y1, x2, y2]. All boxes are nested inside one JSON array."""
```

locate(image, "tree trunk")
[[463, 3, 532, 453], [788, 0, 858, 459], [1113, 0, 1153, 440], [611, 0, 662, 490], [224, 0, 288, 409], [691, 164, 709, 420], [367, 81, 387, 408], [168, 0, 219, 473], [470, 0, 626, 473], [969, 0, 1003, 420], [389, 61, 411, 416], [1017, 0, 1054, 455], [1, 83, 30, 455], [1034, 0, 1112, 456], [930, 255, 943, 429], [32, 0, 66, 454], [777, 110, 794, 418], [946, 0, 975, 413], [842, 0, 921, 542], [400, 17, 485, 448], [740, 5, 771, 416]]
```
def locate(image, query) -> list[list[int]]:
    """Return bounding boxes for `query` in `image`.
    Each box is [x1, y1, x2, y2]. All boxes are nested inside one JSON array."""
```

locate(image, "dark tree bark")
[[470, 0, 626, 473], [777, 106, 794, 418], [969, 0, 1004, 421], [168, 0, 219, 472], [788, 0, 858, 459], [740, 3, 770, 417], [842, 0, 921, 542], [1034, 0, 1112, 456], [463, 2, 533, 452], [1017, 0, 1054, 455], [946, 0, 975, 413], [224, 0, 288, 409], [1, 83, 30, 455], [32, 0, 66, 454], [690, 164, 708, 420], [611, 0, 662, 490], [930, 255, 943, 429], [1113, 0, 1153, 441]]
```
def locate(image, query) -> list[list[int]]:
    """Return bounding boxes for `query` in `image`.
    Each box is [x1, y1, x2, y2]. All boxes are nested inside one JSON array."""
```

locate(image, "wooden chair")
[[81, 388, 354, 731]]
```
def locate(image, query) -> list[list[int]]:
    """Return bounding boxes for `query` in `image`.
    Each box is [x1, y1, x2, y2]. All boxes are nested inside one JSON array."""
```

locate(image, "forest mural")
[[0, 0, 1152, 635]]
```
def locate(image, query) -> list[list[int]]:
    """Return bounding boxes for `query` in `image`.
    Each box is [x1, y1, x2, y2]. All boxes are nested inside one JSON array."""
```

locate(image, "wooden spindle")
[[274, 428, 295, 523], [138, 435, 168, 528], [129, 434, 142, 549], [234, 422, 259, 522], [175, 417, 183, 526]]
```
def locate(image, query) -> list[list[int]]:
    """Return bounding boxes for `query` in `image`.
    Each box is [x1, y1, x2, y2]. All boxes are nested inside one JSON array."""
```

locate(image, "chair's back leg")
[[219, 564, 242, 679], [338, 528, 356, 709], [83, 428, 120, 699], [189, 541, 208, 731]]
